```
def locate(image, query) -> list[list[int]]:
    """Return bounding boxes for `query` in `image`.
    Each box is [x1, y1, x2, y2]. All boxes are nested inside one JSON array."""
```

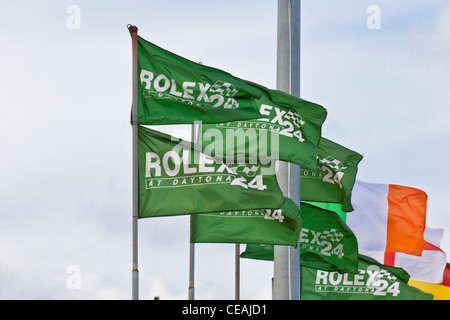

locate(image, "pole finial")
[[127, 24, 138, 32]]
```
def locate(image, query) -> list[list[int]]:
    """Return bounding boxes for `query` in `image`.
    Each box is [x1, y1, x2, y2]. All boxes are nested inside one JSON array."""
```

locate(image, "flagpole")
[[188, 242, 195, 299], [235, 243, 240, 300], [188, 123, 197, 300], [273, 0, 301, 300], [128, 24, 139, 301]]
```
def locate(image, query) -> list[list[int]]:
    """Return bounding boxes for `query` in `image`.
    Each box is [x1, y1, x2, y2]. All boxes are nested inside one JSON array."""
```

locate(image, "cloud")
[[409, 7, 450, 54]]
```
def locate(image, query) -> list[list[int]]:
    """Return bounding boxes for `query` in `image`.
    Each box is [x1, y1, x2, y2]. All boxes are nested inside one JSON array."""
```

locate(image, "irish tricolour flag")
[[346, 180, 427, 262]]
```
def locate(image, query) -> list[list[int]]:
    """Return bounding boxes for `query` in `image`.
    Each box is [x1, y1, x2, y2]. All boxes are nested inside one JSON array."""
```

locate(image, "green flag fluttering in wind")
[[138, 125, 284, 218], [200, 85, 327, 171], [298, 202, 358, 273], [136, 35, 327, 136], [137, 36, 263, 125], [190, 197, 302, 247], [241, 203, 359, 273], [240, 244, 275, 261], [300, 254, 434, 300], [300, 138, 363, 211], [136, 35, 327, 171]]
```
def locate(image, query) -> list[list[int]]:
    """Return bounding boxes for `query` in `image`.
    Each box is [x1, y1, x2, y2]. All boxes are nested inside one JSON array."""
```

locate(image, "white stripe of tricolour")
[[346, 180, 389, 264]]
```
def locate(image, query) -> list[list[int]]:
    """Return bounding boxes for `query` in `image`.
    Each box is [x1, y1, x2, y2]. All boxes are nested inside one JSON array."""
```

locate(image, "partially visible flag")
[[200, 87, 327, 171], [138, 125, 284, 217], [300, 254, 434, 300], [444, 263, 450, 286], [346, 180, 427, 261], [300, 138, 362, 212], [384, 228, 447, 284], [241, 203, 359, 273], [240, 244, 274, 261], [190, 197, 301, 247], [298, 203, 359, 273], [136, 36, 264, 125], [303, 201, 347, 221], [408, 279, 450, 300]]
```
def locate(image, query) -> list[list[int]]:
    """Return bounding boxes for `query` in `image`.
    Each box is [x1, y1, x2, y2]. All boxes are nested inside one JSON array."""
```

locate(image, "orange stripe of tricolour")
[[385, 184, 427, 256]]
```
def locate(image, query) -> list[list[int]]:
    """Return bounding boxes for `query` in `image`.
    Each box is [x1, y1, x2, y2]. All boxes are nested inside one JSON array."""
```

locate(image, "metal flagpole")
[[188, 124, 197, 300], [128, 24, 139, 301], [188, 242, 195, 299], [273, 0, 301, 300], [235, 243, 240, 300]]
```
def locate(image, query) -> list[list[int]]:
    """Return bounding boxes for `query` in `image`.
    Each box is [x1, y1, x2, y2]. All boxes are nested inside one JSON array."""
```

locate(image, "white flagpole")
[[128, 24, 139, 301], [273, 0, 301, 300]]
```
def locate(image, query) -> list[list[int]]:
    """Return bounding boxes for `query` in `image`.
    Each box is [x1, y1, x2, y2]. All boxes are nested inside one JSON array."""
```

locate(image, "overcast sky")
[[0, 0, 449, 300]]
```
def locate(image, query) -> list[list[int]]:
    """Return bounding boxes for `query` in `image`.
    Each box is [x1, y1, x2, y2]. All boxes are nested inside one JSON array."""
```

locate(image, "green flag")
[[137, 36, 265, 125], [300, 138, 363, 211], [190, 197, 302, 247], [241, 203, 359, 273], [138, 125, 284, 218], [200, 85, 327, 171], [300, 255, 434, 300], [240, 244, 274, 261], [304, 201, 347, 221], [299, 202, 358, 273]]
